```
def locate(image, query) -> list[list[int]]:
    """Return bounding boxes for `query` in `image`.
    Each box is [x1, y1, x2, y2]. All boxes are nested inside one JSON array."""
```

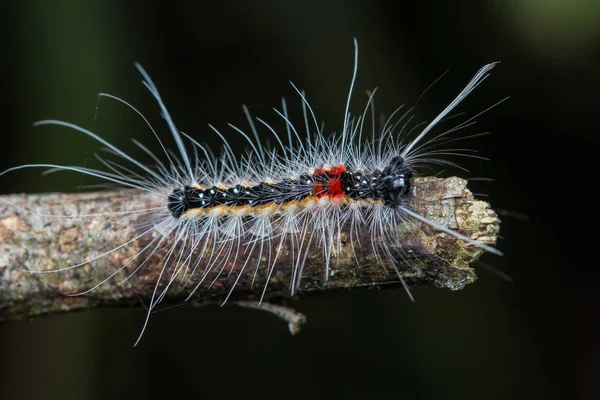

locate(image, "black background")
[[1, 1, 599, 399]]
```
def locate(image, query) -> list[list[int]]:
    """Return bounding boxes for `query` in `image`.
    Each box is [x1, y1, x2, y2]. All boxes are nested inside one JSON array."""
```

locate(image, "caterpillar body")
[[1, 40, 501, 344]]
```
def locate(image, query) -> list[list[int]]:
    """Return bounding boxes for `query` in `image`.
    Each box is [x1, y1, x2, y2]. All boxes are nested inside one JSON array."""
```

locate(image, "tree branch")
[[0, 177, 500, 321]]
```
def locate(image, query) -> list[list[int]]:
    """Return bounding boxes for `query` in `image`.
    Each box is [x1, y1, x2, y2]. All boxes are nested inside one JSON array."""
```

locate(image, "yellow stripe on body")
[[179, 196, 383, 220]]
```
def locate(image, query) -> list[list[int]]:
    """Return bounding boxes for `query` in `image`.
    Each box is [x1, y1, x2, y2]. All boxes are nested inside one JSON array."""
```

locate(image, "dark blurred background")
[[1, 1, 599, 399]]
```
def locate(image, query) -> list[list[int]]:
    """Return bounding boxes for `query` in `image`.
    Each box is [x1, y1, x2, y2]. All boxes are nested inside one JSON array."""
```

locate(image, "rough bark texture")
[[0, 177, 500, 321]]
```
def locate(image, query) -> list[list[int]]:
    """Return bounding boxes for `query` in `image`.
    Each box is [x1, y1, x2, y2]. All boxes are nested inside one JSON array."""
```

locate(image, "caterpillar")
[[1, 39, 502, 345]]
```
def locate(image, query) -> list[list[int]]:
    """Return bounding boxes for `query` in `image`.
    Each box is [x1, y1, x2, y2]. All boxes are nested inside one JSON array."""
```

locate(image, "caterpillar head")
[[379, 156, 413, 207]]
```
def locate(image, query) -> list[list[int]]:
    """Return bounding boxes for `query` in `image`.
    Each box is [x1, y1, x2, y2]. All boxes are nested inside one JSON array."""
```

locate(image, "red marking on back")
[[313, 181, 325, 197], [327, 178, 343, 197], [329, 164, 346, 177], [313, 164, 347, 198]]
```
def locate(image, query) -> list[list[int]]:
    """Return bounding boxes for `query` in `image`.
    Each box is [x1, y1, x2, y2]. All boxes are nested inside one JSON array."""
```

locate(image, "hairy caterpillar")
[[1, 39, 502, 345]]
